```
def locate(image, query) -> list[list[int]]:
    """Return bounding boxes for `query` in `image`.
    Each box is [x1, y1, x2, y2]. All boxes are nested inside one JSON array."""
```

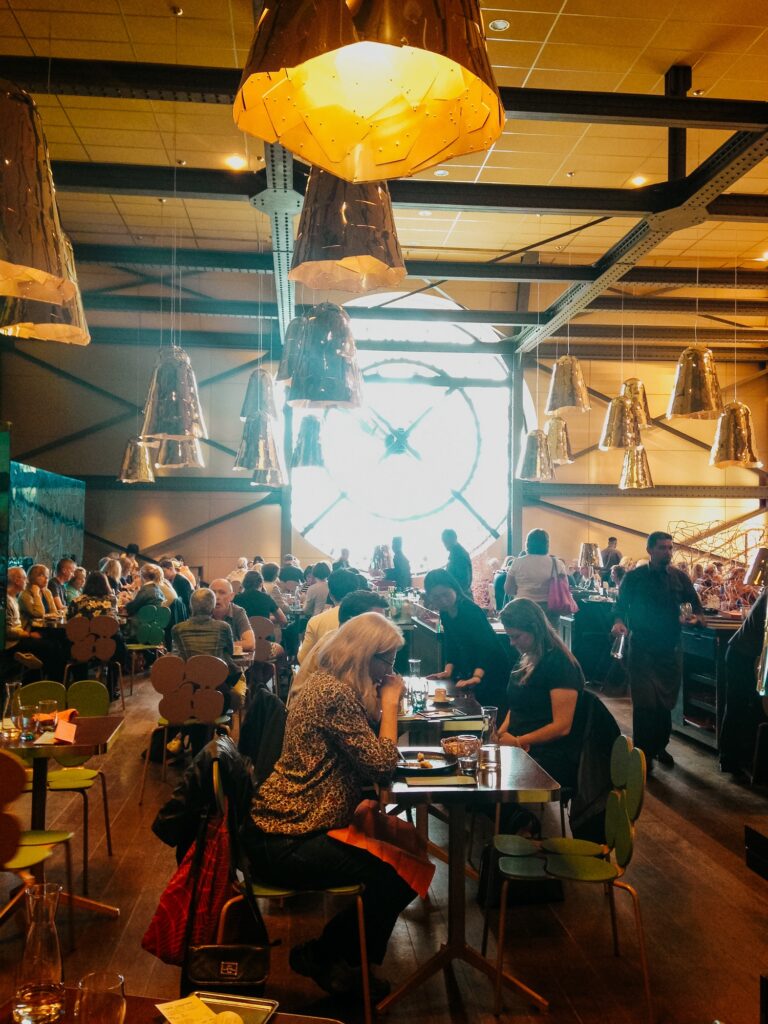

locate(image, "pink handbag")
[[547, 557, 578, 614]]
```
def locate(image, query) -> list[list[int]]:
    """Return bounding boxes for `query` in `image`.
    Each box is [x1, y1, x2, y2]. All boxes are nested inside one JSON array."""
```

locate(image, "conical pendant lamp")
[[291, 415, 325, 469], [599, 397, 641, 451], [0, 235, 90, 344], [666, 345, 723, 420], [619, 446, 654, 490], [288, 302, 363, 408], [240, 367, 277, 420], [118, 438, 156, 484], [276, 314, 309, 384], [141, 346, 208, 441], [544, 416, 573, 465], [0, 81, 74, 305], [234, 413, 285, 484], [516, 429, 554, 481], [234, 0, 504, 183], [545, 355, 590, 414], [289, 168, 405, 294], [621, 377, 652, 429], [156, 438, 206, 470], [709, 401, 763, 469]]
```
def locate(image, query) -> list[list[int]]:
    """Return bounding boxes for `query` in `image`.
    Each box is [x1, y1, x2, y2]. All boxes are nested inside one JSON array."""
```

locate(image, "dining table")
[[378, 745, 560, 1015]]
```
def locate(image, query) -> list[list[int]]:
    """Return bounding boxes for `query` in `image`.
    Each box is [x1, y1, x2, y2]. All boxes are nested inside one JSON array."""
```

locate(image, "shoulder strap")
[[551, 556, 558, 578]]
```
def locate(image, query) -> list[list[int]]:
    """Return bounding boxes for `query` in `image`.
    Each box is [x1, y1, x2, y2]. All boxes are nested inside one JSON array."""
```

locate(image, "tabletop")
[[0, 715, 124, 760], [385, 745, 560, 806]]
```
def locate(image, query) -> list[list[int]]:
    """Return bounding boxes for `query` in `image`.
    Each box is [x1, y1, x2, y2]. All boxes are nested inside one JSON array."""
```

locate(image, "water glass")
[[408, 658, 421, 678], [479, 743, 501, 769], [679, 602, 694, 623], [409, 677, 428, 713], [610, 634, 626, 659], [456, 734, 481, 774], [18, 703, 39, 742], [480, 706, 498, 744], [74, 971, 126, 1024], [36, 700, 58, 733]]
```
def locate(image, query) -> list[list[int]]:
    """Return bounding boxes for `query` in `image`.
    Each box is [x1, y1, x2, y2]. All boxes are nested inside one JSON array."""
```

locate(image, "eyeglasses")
[[374, 653, 397, 670]]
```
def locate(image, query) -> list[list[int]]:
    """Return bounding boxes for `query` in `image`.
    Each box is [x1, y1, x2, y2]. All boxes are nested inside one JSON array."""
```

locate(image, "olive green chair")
[[487, 735, 653, 1024], [126, 604, 171, 690]]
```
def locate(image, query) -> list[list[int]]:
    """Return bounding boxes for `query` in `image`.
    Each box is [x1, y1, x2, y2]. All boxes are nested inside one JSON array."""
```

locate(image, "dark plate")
[[397, 747, 458, 775], [431, 698, 454, 708]]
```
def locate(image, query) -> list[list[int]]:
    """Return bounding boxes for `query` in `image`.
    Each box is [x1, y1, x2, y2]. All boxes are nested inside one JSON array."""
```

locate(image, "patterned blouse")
[[250, 671, 399, 835]]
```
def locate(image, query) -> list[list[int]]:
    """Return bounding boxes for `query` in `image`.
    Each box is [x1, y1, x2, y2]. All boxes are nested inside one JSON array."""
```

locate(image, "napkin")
[[404, 775, 477, 787], [34, 708, 77, 725]]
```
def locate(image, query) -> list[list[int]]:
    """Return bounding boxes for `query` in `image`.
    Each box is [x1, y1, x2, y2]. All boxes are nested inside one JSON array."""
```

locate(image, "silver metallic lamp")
[[709, 401, 763, 469], [287, 302, 363, 408], [666, 345, 723, 420], [544, 416, 573, 465], [156, 438, 206, 469], [118, 438, 156, 484], [234, 413, 285, 486], [599, 396, 641, 451], [276, 315, 309, 384], [621, 377, 652, 429], [516, 429, 554, 482], [291, 415, 325, 469], [240, 368, 277, 420], [141, 346, 208, 442], [545, 355, 590, 414]]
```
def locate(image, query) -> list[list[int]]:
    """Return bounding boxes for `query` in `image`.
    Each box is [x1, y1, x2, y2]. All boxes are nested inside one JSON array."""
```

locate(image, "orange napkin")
[[34, 708, 78, 725]]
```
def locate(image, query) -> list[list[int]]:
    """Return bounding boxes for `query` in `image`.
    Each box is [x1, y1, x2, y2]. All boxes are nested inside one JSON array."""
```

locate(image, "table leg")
[[30, 758, 48, 831]]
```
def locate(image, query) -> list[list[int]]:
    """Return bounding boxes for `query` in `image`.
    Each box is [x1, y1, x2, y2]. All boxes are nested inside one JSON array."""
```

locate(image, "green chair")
[[488, 735, 653, 1023], [18, 680, 67, 710], [126, 605, 170, 691]]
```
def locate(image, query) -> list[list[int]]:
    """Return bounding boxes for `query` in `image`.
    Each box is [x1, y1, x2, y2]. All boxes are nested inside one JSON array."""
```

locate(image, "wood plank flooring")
[[1, 682, 767, 1023]]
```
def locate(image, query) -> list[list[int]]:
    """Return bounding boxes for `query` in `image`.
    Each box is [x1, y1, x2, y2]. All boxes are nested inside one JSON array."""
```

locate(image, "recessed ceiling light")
[[630, 175, 647, 187], [225, 154, 247, 171], [566, 170, 575, 178], [176, 158, 187, 166], [170, 4, 183, 15], [434, 169, 449, 177], [692, 88, 704, 97], [419, 210, 432, 217], [488, 18, 510, 31], [755, 252, 768, 262]]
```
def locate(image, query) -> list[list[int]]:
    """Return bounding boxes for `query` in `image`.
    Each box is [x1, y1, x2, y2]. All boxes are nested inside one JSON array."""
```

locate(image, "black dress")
[[506, 646, 585, 787], [440, 597, 512, 714], [234, 589, 279, 619]]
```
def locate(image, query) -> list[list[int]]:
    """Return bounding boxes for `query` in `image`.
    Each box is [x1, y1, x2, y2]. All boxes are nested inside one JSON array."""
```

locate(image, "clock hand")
[[369, 409, 399, 435], [402, 388, 456, 440]]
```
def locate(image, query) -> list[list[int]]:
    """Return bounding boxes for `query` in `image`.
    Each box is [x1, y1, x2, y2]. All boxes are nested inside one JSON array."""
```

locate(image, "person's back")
[[172, 614, 232, 659], [507, 553, 564, 603]]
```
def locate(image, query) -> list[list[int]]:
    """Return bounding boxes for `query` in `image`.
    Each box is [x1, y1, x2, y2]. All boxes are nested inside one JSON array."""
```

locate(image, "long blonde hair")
[[314, 612, 403, 717]]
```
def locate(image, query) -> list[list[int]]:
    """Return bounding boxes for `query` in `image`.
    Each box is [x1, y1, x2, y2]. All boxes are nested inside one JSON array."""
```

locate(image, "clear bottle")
[[2, 681, 22, 741], [13, 884, 65, 1024]]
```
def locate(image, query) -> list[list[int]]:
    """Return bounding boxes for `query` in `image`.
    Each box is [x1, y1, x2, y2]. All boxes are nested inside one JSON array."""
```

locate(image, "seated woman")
[[424, 569, 512, 714], [497, 598, 585, 791], [18, 564, 58, 628], [65, 566, 86, 604], [242, 613, 416, 999], [234, 570, 288, 629], [68, 571, 120, 620]]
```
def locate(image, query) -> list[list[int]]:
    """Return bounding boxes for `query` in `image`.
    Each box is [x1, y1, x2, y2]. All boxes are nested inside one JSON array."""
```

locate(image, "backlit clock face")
[[321, 358, 481, 522]]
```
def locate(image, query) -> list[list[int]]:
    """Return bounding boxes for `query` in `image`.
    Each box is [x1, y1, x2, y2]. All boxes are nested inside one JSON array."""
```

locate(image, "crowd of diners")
[[4, 525, 766, 1003]]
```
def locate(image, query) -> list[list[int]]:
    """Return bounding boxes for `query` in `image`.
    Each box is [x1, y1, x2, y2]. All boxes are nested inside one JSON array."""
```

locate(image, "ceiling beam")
[[543, 324, 768, 344], [11, 56, 768, 131], [533, 343, 768, 362], [523, 483, 768, 499], [588, 296, 768, 315]]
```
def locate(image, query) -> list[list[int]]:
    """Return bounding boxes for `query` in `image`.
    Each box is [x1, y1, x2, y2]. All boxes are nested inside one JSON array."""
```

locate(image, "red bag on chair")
[[142, 815, 232, 965]]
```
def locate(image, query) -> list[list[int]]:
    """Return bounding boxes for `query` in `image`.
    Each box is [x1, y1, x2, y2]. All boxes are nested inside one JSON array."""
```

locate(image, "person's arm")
[[499, 689, 579, 750], [51, 585, 66, 613], [20, 587, 45, 620], [297, 615, 319, 664], [323, 678, 402, 779], [504, 566, 517, 597], [273, 606, 288, 627], [612, 573, 632, 635]]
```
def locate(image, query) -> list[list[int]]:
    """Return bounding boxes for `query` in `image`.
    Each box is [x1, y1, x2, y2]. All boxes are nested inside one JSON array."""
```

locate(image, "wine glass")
[[74, 971, 126, 1024], [679, 602, 693, 623]]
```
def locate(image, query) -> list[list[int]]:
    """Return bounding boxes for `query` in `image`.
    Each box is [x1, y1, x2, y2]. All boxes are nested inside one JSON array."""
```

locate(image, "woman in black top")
[[234, 570, 288, 627], [424, 569, 511, 714], [498, 598, 585, 787]]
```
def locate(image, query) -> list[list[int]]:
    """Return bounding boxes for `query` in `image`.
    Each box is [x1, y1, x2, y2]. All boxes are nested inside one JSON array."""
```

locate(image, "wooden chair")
[[248, 617, 284, 694], [138, 654, 231, 805], [485, 735, 653, 1024], [63, 615, 125, 711]]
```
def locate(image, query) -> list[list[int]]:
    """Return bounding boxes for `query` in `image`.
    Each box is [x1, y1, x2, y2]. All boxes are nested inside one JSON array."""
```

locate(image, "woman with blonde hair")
[[18, 564, 58, 627], [243, 613, 416, 1000]]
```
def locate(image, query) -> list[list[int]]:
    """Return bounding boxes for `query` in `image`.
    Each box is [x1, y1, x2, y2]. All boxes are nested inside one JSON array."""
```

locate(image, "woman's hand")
[[29, 584, 41, 596], [379, 672, 405, 709], [427, 670, 451, 680], [455, 677, 479, 689], [499, 733, 530, 751]]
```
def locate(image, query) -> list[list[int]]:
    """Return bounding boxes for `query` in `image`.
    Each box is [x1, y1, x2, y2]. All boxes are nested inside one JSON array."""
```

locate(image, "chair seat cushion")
[[4, 845, 55, 871], [19, 830, 73, 845], [545, 854, 619, 883], [540, 837, 605, 857], [498, 855, 549, 880], [494, 834, 539, 857], [47, 768, 97, 790]]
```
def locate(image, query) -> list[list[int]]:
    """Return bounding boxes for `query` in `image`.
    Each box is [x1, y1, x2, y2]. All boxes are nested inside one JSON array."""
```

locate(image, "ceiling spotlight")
[[630, 175, 647, 187], [692, 88, 704, 96], [170, 4, 183, 14], [488, 18, 510, 31], [158, 197, 167, 204], [176, 158, 187, 166], [755, 252, 768, 262], [566, 170, 575, 178], [434, 169, 449, 177], [225, 154, 248, 171]]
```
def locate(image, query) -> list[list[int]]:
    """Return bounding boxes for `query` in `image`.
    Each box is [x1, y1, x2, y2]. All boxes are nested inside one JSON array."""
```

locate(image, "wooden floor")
[[1, 681, 767, 1024]]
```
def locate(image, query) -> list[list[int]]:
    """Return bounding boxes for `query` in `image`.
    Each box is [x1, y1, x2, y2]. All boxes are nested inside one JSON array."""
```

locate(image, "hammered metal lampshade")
[[599, 397, 641, 451], [578, 543, 603, 568], [234, 412, 284, 483], [545, 355, 590, 414], [156, 438, 206, 470], [709, 401, 763, 469], [544, 416, 573, 465], [666, 345, 723, 420], [288, 302, 363, 408], [744, 547, 768, 587], [619, 446, 654, 490], [621, 377, 652, 429], [233, 0, 504, 183], [141, 346, 208, 441], [118, 438, 156, 484], [0, 235, 90, 345], [240, 368, 277, 420], [276, 314, 309, 383], [291, 415, 325, 468], [289, 168, 405, 294], [0, 81, 74, 305], [516, 429, 554, 482]]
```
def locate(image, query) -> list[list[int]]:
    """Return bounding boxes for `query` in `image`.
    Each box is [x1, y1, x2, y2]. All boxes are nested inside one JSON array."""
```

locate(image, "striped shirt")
[[172, 615, 234, 660]]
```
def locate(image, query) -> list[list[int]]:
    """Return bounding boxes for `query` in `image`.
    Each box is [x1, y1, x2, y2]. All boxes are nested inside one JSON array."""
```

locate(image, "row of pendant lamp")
[[518, 345, 762, 489]]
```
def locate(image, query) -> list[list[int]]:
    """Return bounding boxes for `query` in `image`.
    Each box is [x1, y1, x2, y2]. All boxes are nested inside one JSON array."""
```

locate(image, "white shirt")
[[297, 605, 340, 664], [505, 554, 566, 603], [302, 580, 329, 618]]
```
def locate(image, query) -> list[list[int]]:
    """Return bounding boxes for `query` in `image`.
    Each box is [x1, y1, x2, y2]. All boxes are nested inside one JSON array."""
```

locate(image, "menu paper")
[[156, 995, 217, 1023], [54, 719, 77, 744]]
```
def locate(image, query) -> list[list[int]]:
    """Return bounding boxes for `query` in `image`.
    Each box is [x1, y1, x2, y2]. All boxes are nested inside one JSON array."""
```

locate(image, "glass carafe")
[[13, 884, 65, 1024], [2, 681, 22, 742]]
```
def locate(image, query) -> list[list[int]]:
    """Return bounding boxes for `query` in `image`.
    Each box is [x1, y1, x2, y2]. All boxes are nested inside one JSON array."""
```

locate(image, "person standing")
[[441, 529, 472, 595], [504, 529, 566, 618], [612, 531, 703, 769], [600, 536, 623, 582], [159, 559, 193, 617], [719, 590, 767, 774], [332, 548, 351, 571], [385, 536, 412, 591]]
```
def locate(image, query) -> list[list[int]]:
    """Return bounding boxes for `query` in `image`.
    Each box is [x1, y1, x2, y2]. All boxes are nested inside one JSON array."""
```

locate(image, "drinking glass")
[[409, 677, 428, 713], [74, 971, 126, 1024], [480, 706, 498, 744], [36, 700, 58, 734], [479, 744, 501, 769], [18, 703, 39, 742], [679, 602, 693, 623], [610, 634, 626, 659], [408, 658, 421, 678], [456, 734, 481, 774], [2, 682, 21, 743]]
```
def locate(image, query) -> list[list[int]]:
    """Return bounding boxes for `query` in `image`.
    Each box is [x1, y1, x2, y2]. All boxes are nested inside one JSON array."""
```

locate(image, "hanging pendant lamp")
[[516, 429, 554, 482], [578, 543, 602, 569], [240, 367, 277, 420], [619, 446, 654, 490], [0, 235, 90, 345], [0, 81, 74, 305], [599, 397, 641, 451], [545, 355, 590, 414], [276, 314, 309, 384], [544, 416, 573, 465], [156, 438, 206, 470], [234, 413, 285, 483], [288, 302, 363, 408], [289, 168, 405, 294], [709, 401, 763, 469], [744, 547, 768, 587], [291, 415, 325, 469], [621, 377, 652, 429], [118, 438, 156, 484], [234, 0, 504, 183], [666, 345, 723, 420], [141, 346, 208, 441]]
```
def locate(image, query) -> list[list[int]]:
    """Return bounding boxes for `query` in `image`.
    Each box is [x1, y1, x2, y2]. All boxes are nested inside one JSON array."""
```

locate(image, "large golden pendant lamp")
[[709, 401, 763, 469], [666, 345, 723, 420], [516, 429, 554, 482], [234, 0, 504, 183]]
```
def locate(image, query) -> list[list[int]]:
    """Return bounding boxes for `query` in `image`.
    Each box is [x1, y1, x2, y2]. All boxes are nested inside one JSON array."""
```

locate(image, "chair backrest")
[[252, 638, 279, 664], [603, 735, 646, 869], [66, 614, 119, 664], [135, 604, 170, 645], [150, 653, 227, 725], [441, 718, 485, 735], [67, 679, 110, 717], [19, 680, 67, 710], [0, 750, 27, 867], [249, 616, 274, 641]]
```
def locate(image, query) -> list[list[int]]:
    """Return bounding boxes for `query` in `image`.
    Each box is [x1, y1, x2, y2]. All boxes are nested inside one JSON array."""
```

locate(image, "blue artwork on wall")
[[9, 462, 85, 569]]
